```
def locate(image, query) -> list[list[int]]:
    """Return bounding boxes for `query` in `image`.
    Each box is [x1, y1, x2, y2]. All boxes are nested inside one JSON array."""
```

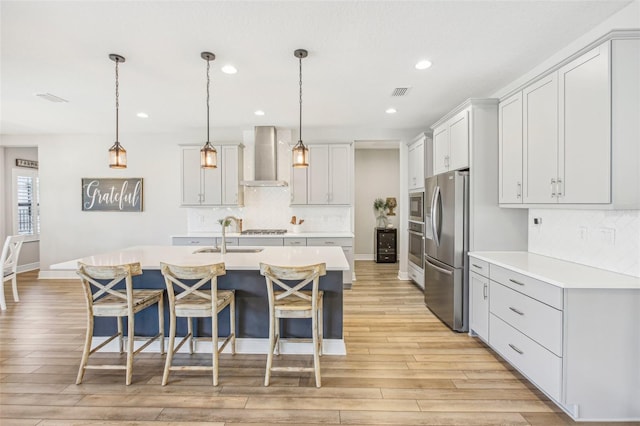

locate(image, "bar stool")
[[1, 235, 25, 310], [160, 262, 235, 386], [260, 262, 326, 387], [76, 262, 165, 385]]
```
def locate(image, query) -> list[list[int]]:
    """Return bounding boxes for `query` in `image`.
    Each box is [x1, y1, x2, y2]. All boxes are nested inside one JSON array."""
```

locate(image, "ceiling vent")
[[391, 87, 411, 97], [36, 93, 68, 103]]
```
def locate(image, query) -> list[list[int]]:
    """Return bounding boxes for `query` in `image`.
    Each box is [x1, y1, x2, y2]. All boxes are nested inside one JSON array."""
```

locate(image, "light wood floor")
[[0, 261, 598, 425]]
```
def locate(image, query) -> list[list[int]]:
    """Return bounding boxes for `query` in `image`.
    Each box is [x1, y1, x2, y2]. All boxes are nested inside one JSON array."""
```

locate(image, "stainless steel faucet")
[[221, 216, 242, 254]]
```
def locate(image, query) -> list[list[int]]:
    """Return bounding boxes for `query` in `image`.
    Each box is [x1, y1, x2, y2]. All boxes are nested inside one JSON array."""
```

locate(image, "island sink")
[[193, 247, 264, 254]]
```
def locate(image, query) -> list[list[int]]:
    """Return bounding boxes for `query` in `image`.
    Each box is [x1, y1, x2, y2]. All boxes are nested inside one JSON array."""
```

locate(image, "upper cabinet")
[[180, 144, 244, 207], [499, 36, 639, 208], [432, 109, 469, 175], [292, 143, 352, 205], [408, 133, 426, 191]]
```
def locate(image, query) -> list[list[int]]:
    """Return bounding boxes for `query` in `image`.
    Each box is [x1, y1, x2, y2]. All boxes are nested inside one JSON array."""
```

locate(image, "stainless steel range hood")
[[240, 126, 288, 187]]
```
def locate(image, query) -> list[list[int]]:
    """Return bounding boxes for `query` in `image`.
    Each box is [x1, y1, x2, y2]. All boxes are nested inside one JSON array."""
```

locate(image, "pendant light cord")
[[206, 57, 211, 143], [115, 58, 119, 143], [298, 56, 302, 141]]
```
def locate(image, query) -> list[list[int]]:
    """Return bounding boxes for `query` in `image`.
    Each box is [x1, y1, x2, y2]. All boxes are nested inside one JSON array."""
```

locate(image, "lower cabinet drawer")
[[490, 264, 563, 310], [490, 314, 562, 402], [172, 237, 216, 246], [284, 238, 307, 246], [490, 281, 563, 356]]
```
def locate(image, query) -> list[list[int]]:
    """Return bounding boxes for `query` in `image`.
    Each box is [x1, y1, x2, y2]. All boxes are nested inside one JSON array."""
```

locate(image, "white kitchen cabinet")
[[432, 109, 469, 175], [307, 237, 354, 287], [470, 251, 640, 421], [468, 256, 490, 343], [171, 236, 237, 246], [498, 92, 523, 203], [500, 36, 639, 208], [306, 144, 351, 205], [522, 73, 558, 203], [408, 134, 425, 190], [180, 145, 244, 207], [289, 166, 308, 205]]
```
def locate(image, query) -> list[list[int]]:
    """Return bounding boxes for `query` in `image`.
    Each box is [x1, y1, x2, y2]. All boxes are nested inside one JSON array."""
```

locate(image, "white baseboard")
[[87, 336, 347, 356], [17, 262, 39, 273], [354, 254, 374, 261], [397, 271, 409, 280], [39, 270, 77, 280]]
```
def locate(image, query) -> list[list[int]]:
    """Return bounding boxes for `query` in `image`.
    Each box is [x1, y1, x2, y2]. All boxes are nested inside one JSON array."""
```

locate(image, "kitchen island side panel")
[[91, 269, 343, 340]]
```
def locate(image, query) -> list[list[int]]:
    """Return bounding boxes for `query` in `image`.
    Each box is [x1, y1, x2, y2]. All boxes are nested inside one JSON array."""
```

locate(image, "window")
[[13, 168, 40, 240]]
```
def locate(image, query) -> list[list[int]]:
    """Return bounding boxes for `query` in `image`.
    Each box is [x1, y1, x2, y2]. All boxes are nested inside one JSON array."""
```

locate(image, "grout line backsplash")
[[187, 186, 351, 234], [528, 209, 640, 277]]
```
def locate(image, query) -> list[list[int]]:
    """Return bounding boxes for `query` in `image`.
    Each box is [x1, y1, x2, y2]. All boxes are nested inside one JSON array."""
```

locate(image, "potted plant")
[[373, 198, 389, 228]]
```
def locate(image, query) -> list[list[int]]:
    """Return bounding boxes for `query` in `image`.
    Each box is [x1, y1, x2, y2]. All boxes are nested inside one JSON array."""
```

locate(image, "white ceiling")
[[0, 0, 633, 139]]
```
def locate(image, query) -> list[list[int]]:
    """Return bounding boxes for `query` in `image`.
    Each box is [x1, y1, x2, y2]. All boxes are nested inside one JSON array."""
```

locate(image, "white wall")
[[353, 148, 400, 258]]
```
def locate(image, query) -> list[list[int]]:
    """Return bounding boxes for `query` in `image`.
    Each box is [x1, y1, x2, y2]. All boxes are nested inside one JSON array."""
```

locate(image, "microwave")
[[409, 191, 424, 222]]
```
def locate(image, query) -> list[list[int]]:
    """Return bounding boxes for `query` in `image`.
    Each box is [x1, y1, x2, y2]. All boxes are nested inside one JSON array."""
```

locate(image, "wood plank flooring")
[[0, 261, 593, 425]]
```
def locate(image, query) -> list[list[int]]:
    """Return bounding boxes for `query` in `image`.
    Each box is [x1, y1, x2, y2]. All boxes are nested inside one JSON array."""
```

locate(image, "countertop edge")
[[468, 251, 640, 290]]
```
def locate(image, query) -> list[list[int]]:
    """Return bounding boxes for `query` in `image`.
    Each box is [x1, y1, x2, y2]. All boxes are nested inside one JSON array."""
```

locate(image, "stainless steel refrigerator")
[[424, 170, 469, 332]]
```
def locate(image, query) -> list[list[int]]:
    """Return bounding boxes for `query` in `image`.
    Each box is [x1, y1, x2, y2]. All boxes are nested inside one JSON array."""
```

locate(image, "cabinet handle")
[[508, 343, 524, 355], [483, 283, 488, 300], [509, 278, 525, 286], [189, 240, 200, 244], [550, 178, 557, 197], [324, 241, 335, 245], [445, 155, 450, 168], [557, 178, 563, 197], [509, 306, 524, 316], [517, 182, 521, 199], [472, 264, 483, 269]]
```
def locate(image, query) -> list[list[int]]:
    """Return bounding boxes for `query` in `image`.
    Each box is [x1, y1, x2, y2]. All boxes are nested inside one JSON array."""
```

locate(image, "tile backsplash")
[[528, 209, 640, 277], [187, 186, 351, 234]]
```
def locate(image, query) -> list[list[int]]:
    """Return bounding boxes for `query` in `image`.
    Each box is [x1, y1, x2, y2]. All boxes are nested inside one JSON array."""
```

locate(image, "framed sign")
[[81, 178, 143, 212]]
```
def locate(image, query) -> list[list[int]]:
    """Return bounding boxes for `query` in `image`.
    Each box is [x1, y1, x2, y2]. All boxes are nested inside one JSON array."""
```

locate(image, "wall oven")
[[409, 191, 424, 222], [408, 220, 424, 268]]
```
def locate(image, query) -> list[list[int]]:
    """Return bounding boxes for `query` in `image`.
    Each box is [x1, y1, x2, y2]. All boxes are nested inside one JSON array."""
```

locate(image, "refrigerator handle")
[[431, 185, 441, 247], [425, 257, 452, 275]]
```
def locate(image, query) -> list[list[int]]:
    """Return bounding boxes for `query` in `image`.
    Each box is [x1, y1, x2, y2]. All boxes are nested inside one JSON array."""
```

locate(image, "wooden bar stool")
[[76, 262, 165, 385], [1, 235, 25, 310], [260, 262, 326, 387], [160, 262, 235, 386]]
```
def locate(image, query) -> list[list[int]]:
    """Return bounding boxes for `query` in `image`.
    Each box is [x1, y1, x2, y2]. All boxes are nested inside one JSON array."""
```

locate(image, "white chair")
[[1, 235, 25, 310], [160, 262, 235, 386], [260, 262, 326, 387], [76, 262, 165, 385]]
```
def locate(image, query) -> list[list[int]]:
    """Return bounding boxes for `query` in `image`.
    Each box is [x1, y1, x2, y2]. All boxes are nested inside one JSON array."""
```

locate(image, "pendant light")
[[200, 52, 217, 168], [108, 54, 127, 169], [292, 49, 309, 168]]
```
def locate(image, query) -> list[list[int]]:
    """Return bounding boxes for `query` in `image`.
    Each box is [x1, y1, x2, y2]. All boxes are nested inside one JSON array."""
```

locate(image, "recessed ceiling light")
[[254, 110, 265, 116], [415, 60, 432, 70], [136, 112, 149, 118], [386, 108, 397, 114], [222, 65, 237, 74]]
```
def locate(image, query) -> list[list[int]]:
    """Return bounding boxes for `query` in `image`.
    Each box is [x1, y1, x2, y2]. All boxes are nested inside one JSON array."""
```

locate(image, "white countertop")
[[172, 232, 354, 239], [469, 251, 640, 290], [51, 245, 350, 271]]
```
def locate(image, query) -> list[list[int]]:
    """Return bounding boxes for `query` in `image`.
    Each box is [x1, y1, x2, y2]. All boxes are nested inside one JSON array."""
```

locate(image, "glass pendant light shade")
[[200, 51, 217, 169], [109, 141, 127, 169], [292, 140, 308, 168], [292, 49, 309, 168], [108, 54, 127, 169], [201, 141, 217, 169]]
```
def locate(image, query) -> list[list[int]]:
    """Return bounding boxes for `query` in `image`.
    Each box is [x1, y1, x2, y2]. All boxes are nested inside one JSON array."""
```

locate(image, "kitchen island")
[[51, 245, 350, 355]]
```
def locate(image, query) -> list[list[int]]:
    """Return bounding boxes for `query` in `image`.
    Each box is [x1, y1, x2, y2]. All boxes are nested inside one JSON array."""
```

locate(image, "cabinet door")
[[202, 145, 222, 205], [558, 43, 610, 204], [307, 145, 329, 204], [329, 144, 351, 204], [448, 110, 469, 171], [433, 125, 449, 175], [408, 144, 417, 190], [290, 166, 308, 205], [408, 138, 425, 190], [221, 145, 240, 205], [181, 147, 203, 205], [523, 74, 558, 203], [499, 92, 524, 203], [469, 272, 489, 342]]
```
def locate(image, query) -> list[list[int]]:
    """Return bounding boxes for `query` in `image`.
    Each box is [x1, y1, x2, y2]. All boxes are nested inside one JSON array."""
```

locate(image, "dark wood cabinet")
[[375, 227, 397, 263]]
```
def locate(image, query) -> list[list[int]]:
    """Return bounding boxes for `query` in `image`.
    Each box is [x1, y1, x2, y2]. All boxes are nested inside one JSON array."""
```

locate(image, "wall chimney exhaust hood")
[[240, 126, 288, 187]]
